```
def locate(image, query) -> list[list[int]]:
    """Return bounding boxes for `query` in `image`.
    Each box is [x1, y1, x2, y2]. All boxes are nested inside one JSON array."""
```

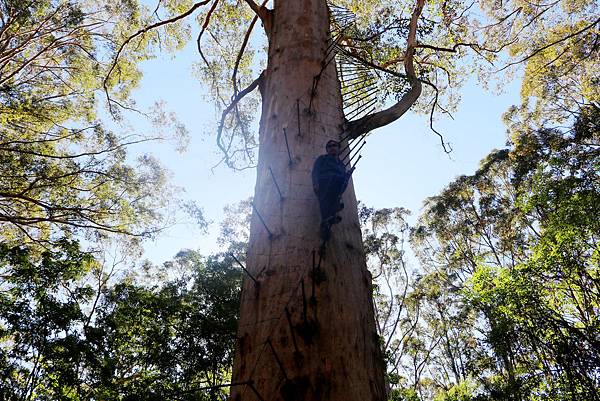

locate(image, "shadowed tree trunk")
[[230, 1, 388, 400]]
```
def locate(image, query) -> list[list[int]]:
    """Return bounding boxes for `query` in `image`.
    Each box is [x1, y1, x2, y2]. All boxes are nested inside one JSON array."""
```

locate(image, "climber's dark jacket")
[[311, 154, 347, 190], [312, 154, 348, 221]]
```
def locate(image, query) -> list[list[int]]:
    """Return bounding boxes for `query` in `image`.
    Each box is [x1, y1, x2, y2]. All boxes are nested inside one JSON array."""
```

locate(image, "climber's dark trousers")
[[317, 176, 346, 222]]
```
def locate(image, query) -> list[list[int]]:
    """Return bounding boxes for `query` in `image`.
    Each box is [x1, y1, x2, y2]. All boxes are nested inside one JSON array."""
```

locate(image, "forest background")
[[0, 0, 598, 400]]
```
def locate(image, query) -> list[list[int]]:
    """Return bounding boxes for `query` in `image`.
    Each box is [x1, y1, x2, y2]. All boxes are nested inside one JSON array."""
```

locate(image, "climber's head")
[[325, 140, 340, 156]]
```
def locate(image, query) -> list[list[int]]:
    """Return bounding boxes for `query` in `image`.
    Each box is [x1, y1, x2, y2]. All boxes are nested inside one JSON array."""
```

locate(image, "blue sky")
[[125, 33, 521, 265]]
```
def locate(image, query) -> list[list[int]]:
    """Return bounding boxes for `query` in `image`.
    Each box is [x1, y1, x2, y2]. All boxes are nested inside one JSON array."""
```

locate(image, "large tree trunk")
[[230, 1, 387, 400]]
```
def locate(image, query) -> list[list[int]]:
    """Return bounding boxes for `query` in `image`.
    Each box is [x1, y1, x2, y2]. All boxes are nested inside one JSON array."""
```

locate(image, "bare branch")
[[415, 42, 501, 55], [345, 19, 408, 43], [152, 0, 163, 19], [0, 125, 98, 146], [232, 1, 269, 94], [338, 48, 409, 80], [216, 72, 264, 167], [474, 6, 523, 32], [196, 0, 220, 69], [0, 136, 162, 160]]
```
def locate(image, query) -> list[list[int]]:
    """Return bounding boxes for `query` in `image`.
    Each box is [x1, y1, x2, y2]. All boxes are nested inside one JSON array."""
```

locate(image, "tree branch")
[[243, 0, 272, 34], [243, 0, 267, 20], [338, 47, 409, 80], [346, 0, 425, 139], [231, 7, 267, 95], [345, 19, 409, 43], [103, 0, 211, 114], [415, 41, 502, 55], [216, 71, 264, 167], [232, 0, 268, 94], [497, 17, 600, 72], [474, 6, 523, 32], [196, 0, 220, 69], [0, 136, 161, 160]]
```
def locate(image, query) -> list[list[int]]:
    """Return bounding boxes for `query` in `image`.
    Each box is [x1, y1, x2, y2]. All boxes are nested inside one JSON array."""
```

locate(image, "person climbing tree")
[[312, 140, 354, 237]]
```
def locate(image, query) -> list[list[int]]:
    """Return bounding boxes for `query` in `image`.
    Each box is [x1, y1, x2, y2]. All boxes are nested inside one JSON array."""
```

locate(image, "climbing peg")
[[252, 202, 274, 239], [229, 253, 259, 286], [283, 128, 293, 165], [268, 166, 284, 201]]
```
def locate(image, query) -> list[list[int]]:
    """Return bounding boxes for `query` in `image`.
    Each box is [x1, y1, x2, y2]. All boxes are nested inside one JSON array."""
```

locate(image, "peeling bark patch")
[[238, 333, 252, 358], [297, 319, 319, 344], [293, 350, 304, 367], [280, 376, 310, 401], [314, 372, 331, 401], [311, 266, 326, 284]]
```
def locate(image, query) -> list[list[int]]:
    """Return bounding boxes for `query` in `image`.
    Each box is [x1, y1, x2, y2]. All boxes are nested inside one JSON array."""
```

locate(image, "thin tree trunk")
[[230, 1, 386, 400]]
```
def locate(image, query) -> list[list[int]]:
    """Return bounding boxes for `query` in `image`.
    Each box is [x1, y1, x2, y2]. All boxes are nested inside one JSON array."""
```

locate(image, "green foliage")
[[0, 240, 97, 400], [433, 380, 476, 401], [0, 0, 200, 248], [0, 244, 241, 400], [390, 386, 421, 401], [90, 250, 241, 400], [412, 106, 600, 400]]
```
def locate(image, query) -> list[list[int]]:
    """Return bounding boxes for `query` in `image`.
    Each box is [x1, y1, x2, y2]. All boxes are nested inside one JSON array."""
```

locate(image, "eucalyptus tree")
[[411, 106, 600, 400], [0, 0, 194, 248], [0, 242, 241, 400], [195, 1, 441, 399], [0, 2, 208, 398]]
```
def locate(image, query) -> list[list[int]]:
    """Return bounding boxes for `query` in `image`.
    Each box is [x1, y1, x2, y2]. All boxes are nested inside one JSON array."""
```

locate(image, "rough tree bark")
[[230, 1, 422, 400]]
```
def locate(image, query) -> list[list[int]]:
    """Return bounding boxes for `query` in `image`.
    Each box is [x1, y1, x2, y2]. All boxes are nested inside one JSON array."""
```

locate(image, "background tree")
[[0, 3, 215, 398], [0, 243, 241, 401], [0, 0, 196, 248], [410, 106, 600, 400]]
